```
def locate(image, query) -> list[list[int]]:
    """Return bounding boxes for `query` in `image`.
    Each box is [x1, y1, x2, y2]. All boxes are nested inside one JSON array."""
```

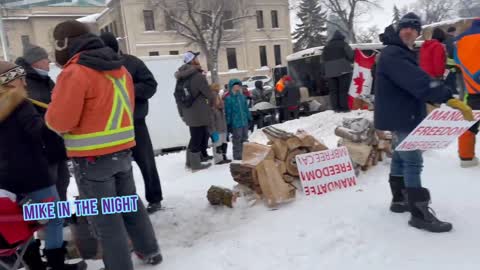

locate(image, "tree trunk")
[[206, 49, 220, 83]]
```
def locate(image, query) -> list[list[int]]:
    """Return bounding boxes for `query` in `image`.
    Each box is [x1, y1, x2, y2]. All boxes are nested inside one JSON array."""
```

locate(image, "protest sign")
[[395, 108, 480, 151], [295, 147, 357, 197]]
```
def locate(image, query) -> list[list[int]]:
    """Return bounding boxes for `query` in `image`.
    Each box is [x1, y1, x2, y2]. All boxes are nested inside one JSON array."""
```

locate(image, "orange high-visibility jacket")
[[455, 19, 480, 96], [46, 53, 136, 158]]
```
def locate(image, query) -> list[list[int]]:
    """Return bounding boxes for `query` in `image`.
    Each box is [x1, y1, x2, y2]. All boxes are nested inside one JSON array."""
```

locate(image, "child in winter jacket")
[[209, 83, 232, 165], [225, 79, 252, 160], [0, 61, 85, 270]]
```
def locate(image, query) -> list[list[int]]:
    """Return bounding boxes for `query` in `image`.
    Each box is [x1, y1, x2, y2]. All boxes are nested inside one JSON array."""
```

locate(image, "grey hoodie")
[[174, 64, 215, 127]]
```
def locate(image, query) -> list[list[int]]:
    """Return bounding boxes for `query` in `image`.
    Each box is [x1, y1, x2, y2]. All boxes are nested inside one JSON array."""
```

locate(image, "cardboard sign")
[[295, 147, 357, 197], [395, 108, 480, 151]]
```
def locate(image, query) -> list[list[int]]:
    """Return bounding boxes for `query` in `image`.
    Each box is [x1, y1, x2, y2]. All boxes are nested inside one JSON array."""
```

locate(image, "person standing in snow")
[[45, 20, 162, 269], [225, 79, 252, 160], [322, 30, 354, 113], [282, 77, 301, 121], [209, 83, 232, 165], [0, 61, 87, 270], [455, 19, 480, 168], [175, 51, 215, 171], [100, 32, 164, 214], [375, 13, 474, 233], [419, 28, 447, 80], [444, 26, 458, 95], [15, 45, 71, 204]]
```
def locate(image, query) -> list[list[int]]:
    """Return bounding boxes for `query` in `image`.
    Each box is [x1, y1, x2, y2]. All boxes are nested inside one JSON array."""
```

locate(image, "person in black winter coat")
[[375, 13, 474, 233], [0, 61, 86, 270], [322, 30, 354, 112], [282, 79, 301, 121], [100, 32, 164, 213], [15, 45, 70, 203]]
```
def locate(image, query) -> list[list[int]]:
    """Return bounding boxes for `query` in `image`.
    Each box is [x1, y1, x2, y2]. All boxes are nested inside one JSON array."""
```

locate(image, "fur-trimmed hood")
[[0, 87, 27, 123]]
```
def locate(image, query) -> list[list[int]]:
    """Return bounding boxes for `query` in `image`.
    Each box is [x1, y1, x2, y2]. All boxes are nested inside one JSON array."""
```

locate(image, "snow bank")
[[76, 13, 101, 23], [422, 17, 477, 29], [250, 110, 373, 148]]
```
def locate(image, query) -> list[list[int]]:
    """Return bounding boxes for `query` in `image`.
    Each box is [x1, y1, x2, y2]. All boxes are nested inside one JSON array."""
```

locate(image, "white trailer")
[[49, 55, 190, 155]]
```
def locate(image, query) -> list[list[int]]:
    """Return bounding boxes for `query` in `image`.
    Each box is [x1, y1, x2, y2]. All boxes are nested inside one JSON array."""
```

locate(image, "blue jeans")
[[390, 132, 423, 188], [24, 185, 63, 250]]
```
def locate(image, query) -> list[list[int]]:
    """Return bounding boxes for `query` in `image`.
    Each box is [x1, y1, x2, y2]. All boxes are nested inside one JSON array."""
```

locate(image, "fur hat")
[[210, 83, 221, 92], [52, 20, 90, 66], [0, 61, 27, 122], [0, 61, 26, 86], [23, 45, 49, 65]]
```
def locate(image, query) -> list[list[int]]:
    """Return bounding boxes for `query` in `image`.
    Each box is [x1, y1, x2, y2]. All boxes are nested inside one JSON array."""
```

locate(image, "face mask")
[[34, 68, 49, 77]]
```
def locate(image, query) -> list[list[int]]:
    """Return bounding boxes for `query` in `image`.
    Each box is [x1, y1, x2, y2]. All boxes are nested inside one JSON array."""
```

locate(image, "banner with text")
[[395, 108, 480, 151], [295, 147, 357, 197]]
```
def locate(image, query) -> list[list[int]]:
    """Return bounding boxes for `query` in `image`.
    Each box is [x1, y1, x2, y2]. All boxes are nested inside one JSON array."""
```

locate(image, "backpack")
[[174, 76, 197, 108]]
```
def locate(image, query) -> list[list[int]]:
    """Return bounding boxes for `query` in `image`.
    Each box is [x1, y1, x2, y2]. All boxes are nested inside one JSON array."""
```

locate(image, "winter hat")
[[53, 20, 90, 66], [228, 78, 242, 90], [100, 32, 119, 53], [398, 12, 422, 34], [210, 83, 221, 92], [254, 80, 263, 89], [23, 45, 48, 65], [447, 26, 456, 34], [183, 51, 200, 64], [432, 27, 446, 42], [0, 61, 26, 86]]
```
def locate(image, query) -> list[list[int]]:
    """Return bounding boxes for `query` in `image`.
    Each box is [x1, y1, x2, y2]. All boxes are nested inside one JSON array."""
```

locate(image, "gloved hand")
[[211, 131, 220, 143], [447, 99, 475, 121]]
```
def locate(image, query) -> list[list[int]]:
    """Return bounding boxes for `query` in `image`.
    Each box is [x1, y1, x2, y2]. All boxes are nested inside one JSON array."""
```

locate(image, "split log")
[[286, 136, 303, 151], [207, 186, 235, 208], [242, 142, 274, 166], [286, 148, 308, 176], [275, 160, 287, 175], [309, 142, 329, 152], [283, 174, 299, 183], [271, 140, 289, 161], [341, 140, 373, 167], [295, 131, 318, 148], [230, 163, 262, 194], [256, 160, 296, 208]]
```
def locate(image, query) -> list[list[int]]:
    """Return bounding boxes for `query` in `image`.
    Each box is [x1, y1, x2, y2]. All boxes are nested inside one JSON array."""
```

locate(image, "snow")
[[76, 13, 101, 23], [255, 66, 271, 71], [61, 110, 480, 270], [422, 17, 477, 29]]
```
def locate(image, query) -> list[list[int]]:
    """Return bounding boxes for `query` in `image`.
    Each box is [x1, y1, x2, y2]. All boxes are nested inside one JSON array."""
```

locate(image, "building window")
[[201, 10, 212, 30], [274, 45, 282, 65], [143, 10, 155, 31], [223, 10, 234, 30], [271, 10, 279, 28], [169, 50, 179, 55], [226, 48, 238, 70], [165, 14, 175, 31], [256, 10, 264, 29], [259, 46, 267, 67], [149, 51, 159, 56], [21, 35, 30, 47]]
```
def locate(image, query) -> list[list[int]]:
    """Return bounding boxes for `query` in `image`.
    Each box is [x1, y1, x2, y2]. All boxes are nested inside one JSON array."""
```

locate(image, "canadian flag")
[[348, 49, 376, 109]]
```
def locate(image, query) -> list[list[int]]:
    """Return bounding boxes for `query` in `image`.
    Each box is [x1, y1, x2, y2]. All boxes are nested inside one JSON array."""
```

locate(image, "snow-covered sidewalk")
[[66, 111, 480, 270]]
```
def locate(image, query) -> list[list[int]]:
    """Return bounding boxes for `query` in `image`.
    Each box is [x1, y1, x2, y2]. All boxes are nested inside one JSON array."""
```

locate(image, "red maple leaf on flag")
[[354, 72, 365, 95]]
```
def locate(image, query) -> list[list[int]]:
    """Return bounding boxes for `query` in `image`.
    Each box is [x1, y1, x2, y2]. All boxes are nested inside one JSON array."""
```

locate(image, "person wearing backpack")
[[175, 51, 216, 171], [455, 19, 480, 168]]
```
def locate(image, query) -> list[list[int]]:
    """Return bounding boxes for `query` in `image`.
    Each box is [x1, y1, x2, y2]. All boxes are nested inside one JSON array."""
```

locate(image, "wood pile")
[[230, 126, 328, 208], [335, 117, 392, 172]]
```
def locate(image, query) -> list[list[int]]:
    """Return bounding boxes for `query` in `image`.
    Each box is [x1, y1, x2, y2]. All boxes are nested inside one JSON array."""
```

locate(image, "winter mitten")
[[447, 99, 475, 121], [211, 131, 220, 143]]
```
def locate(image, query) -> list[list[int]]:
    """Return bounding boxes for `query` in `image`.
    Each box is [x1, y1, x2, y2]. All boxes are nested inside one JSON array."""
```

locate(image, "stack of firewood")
[[230, 126, 328, 208], [335, 117, 393, 172]]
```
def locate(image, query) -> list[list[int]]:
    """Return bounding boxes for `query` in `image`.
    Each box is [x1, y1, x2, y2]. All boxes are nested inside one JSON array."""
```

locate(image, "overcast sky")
[[290, 0, 419, 32]]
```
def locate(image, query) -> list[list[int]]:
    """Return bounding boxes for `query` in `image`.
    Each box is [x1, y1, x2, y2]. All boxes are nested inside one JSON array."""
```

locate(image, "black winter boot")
[[44, 246, 87, 270], [221, 143, 232, 163], [23, 239, 47, 270], [389, 175, 409, 213], [189, 151, 211, 171], [407, 187, 453, 233]]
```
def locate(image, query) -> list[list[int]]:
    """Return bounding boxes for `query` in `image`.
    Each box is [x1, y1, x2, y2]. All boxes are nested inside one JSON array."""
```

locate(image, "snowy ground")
[[64, 110, 480, 270]]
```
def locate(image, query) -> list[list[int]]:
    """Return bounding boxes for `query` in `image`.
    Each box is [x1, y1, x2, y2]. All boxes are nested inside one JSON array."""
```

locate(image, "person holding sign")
[[374, 13, 474, 233], [454, 19, 480, 168]]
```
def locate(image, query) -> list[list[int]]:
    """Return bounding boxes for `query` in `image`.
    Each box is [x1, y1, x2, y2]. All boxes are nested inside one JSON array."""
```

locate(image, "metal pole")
[[0, 8, 9, 61]]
